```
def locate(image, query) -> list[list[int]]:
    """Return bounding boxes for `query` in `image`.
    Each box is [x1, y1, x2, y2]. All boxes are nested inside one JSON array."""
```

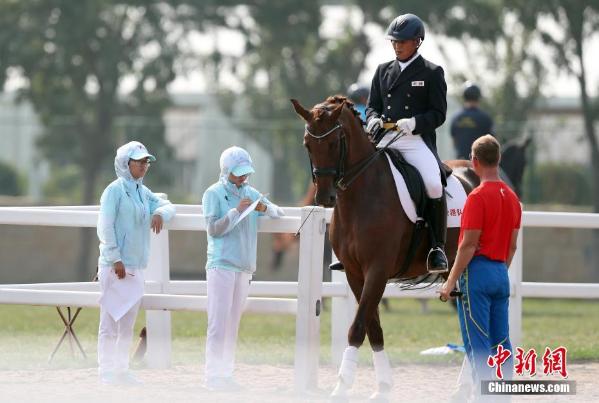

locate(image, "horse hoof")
[[330, 380, 349, 402], [369, 390, 390, 402], [369, 383, 391, 402]]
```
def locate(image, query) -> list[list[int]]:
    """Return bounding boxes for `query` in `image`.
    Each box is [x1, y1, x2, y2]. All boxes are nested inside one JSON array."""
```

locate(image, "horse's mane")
[[323, 95, 363, 123]]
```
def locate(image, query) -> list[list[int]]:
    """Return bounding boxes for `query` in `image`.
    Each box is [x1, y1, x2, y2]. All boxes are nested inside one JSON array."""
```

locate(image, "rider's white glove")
[[366, 117, 383, 134], [396, 117, 416, 135]]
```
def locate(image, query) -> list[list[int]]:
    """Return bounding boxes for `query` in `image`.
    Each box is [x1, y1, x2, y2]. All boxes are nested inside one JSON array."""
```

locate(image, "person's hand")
[[396, 117, 416, 135], [366, 117, 383, 134], [237, 198, 252, 212], [151, 214, 164, 234], [255, 201, 267, 213], [113, 261, 126, 279], [438, 279, 456, 302]]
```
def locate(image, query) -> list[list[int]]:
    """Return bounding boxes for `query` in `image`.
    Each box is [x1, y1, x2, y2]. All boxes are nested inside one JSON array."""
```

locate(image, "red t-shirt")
[[459, 181, 522, 262]]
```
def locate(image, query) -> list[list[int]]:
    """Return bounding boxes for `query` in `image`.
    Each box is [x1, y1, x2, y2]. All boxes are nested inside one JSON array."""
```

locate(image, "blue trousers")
[[457, 256, 513, 387]]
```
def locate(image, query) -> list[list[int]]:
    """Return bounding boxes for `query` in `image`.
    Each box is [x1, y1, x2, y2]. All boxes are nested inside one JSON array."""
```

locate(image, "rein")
[[306, 121, 406, 191]]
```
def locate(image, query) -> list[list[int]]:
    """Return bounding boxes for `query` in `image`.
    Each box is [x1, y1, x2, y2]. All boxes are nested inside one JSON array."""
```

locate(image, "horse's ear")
[[291, 99, 312, 122], [330, 101, 345, 122]]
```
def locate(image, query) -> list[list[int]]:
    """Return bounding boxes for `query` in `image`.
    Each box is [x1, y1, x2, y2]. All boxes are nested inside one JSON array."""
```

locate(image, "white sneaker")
[[224, 377, 244, 392], [206, 377, 244, 392], [99, 371, 118, 386], [118, 370, 143, 386]]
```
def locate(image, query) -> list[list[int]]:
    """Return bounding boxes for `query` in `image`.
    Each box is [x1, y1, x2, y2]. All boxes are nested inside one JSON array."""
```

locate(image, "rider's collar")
[[397, 52, 419, 71]]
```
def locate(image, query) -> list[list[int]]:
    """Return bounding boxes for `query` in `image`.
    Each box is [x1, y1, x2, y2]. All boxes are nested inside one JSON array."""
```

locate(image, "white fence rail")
[[1, 205, 599, 390]]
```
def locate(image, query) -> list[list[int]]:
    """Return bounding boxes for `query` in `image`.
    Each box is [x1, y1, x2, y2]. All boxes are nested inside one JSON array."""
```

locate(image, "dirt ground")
[[0, 362, 596, 403]]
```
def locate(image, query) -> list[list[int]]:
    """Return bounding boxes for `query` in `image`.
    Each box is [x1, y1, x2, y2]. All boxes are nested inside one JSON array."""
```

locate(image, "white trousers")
[[377, 131, 443, 199], [97, 266, 142, 375], [205, 268, 252, 380]]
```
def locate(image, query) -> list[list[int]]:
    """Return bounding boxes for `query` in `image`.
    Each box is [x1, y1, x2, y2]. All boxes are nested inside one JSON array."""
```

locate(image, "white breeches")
[[97, 267, 142, 374], [205, 268, 252, 380], [377, 131, 443, 199]]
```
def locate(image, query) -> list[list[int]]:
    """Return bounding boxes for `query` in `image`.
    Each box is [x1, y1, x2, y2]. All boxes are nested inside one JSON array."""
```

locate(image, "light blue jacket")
[[202, 178, 282, 274], [97, 176, 175, 270]]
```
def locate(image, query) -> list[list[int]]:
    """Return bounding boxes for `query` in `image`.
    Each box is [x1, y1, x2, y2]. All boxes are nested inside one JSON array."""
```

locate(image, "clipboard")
[[231, 193, 269, 228]]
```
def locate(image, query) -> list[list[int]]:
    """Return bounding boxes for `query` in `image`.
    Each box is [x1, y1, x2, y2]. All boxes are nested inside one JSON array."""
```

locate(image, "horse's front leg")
[[331, 266, 363, 400], [332, 267, 387, 400], [367, 308, 393, 402]]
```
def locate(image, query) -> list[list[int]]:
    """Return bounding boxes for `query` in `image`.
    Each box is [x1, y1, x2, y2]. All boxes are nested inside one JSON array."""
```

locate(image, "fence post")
[[145, 195, 172, 369], [509, 229, 523, 349], [295, 206, 325, 392], [330, 252, 356, 367]]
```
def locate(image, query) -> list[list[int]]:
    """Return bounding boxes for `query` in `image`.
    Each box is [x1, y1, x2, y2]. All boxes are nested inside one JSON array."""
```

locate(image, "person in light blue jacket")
[[97, 141, 175, 385], [202, 146, 284, 392]]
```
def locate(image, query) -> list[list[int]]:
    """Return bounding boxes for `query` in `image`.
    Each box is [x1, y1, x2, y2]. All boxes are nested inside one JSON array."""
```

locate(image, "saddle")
[[384, 148, 453, 218], [384, 148, 427, 219]]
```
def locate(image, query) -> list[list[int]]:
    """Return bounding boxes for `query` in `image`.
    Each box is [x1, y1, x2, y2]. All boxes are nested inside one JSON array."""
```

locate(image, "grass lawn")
[[1, 298, 598, 370]]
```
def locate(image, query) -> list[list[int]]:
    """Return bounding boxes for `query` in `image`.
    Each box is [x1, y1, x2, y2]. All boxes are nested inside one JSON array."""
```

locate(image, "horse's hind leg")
[[366, 308, 384, 351]]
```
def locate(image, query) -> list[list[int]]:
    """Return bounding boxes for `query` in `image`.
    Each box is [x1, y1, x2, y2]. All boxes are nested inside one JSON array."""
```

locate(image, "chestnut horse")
[[291, 96, 477, 400]]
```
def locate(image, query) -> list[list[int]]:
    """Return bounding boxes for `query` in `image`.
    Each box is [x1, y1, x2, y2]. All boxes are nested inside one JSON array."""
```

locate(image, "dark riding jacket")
[[366, 55, 447, 163]]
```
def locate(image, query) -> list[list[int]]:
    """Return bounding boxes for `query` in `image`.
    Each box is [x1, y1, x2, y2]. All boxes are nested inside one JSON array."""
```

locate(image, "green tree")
[[441, 6, 544, 142], [190, 1, 372, 202], [0, 0, 197, 278], [507, 0, 599, 212], [506, 0, 599, 278]]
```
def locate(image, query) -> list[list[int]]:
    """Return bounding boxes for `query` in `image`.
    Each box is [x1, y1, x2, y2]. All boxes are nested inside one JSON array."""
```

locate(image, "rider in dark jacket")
[[366, 13, 449, 272]]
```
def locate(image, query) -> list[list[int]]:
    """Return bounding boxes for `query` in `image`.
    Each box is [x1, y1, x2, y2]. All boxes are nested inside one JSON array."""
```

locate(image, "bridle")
[[305, 107, 406, 192], [305, 122, 349, 190]]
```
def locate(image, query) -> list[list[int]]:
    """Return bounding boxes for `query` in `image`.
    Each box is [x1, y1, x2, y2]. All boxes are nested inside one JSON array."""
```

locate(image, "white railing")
[[1, 205, 599, 391], [0, 205, 325, 391]]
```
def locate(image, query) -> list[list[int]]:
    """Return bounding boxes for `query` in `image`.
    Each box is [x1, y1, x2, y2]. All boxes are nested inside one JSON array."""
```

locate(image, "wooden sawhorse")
[[48, 306, 87, 363]]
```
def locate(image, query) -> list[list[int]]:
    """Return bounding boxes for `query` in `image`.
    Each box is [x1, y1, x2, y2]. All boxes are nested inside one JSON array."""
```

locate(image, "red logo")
[[514, 347, 537, 376], [448, 208, 463, 217], [487, 345, 512, 379], [489, 346, 569, 379], [542, 346, 568, 378]]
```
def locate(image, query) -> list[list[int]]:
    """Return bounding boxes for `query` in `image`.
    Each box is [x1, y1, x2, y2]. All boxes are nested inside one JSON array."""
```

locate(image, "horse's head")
[[291, 97, 349, 207]]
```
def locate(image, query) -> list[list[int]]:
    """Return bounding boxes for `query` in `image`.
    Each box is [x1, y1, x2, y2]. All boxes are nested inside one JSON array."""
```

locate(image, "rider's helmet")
[[385, 14, 425, 41], [463, 82, 482, 101]]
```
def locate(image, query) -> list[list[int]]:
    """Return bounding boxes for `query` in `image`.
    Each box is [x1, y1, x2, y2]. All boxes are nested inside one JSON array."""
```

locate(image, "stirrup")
[[427, 247, 448, 273], [329, 261, 345, 272]]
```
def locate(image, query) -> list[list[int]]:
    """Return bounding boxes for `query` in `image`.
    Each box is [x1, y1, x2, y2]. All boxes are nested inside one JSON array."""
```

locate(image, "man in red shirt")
[[440, 134, 522, 398]]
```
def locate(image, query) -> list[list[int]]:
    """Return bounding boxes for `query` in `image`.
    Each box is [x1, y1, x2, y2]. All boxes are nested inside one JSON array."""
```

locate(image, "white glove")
[[265, 204, 285, 218], [396, 118, 416, 135], [366, 117, 383, 134]]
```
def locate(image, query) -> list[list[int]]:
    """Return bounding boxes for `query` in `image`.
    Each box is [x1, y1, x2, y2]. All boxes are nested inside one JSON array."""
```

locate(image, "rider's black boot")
[[427, 196, 449, 273]]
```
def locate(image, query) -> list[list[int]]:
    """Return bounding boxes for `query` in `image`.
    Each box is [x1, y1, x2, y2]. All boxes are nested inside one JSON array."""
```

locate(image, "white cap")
[[127, 141, 156, 161], [220, 146, 255, 177]]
